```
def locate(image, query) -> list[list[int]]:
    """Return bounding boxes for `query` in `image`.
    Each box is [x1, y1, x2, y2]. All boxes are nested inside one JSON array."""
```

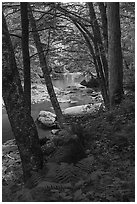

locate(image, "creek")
[[2, 72, 94, 143]]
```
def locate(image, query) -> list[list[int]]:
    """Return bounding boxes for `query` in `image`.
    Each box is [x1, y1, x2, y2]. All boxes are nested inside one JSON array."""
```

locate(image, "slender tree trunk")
[[55, 4, 109, 106], [28, 4, 65, 129], [74, 22, 109, 106], [2, 13, 43, 183], [88, 2, 108, 88], [21, 2, 31, 115], [107, 3, 123, 107], [98, 3, 108, 51]]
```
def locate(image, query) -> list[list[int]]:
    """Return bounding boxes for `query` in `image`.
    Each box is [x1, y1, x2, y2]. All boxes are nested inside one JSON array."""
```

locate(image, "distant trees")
[[107, 3, 124, 107], [2, 12, 43, 182]]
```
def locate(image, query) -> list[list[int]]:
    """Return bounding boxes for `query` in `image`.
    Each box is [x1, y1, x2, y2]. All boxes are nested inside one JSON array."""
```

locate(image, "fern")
[[29, 171, 45, 187], [27, 156, 96, 191], [13, 188, 34, 202], [75, 156, 94, 174], [54, 163, 79, 183], [36, 181, 72, 190]]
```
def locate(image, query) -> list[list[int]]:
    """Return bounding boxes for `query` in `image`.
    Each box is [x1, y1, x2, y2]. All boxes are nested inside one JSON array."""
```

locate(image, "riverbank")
[[2, 90, 135, 202], [2, 73, 103, 143]]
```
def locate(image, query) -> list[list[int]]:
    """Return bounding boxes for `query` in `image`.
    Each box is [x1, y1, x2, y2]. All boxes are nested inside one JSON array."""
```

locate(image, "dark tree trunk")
[[107, 3, 124, 107], [98, 3, 108, 51], [21, 2, 31, 115], [2, 13, 43, 183], [28, 4, 65, 129]]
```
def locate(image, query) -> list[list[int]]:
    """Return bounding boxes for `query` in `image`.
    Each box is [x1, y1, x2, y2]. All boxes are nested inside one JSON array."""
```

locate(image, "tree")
[[56, 3, 109, 106], [87, 3, 108, 88], [28, 4, 66, 129], [107, 3, 124, 107], [2, 12, 43, 182], [21, 2, 31, 115], [98, 3, 108, 51]]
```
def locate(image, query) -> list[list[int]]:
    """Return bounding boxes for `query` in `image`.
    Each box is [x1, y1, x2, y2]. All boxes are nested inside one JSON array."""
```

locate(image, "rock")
[[64, 90, 75, 94], [39, 136, 50, 146], [31, 83, 61, 104], [70, 100, 78, 104], [80, 76, 99, 89], [58, 98, 71, 103], [63, 103, 102, 115], [91, 92, 99, 97], [36, 111, 58, 129], [80, 79, 87, 87], [51, 129, 60, 135], [41, 141, 56, 156], [86, 88, 94, 94], [66, 85, 78, 91]]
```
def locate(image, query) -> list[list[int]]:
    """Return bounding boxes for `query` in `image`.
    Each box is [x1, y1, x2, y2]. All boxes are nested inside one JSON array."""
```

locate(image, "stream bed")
[[2, 72, 100, 143]]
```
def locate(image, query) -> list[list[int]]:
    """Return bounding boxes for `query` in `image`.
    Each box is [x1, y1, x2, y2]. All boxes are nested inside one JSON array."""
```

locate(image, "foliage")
[[2, 2, 135, 202], [3, 91, 134, 201], [3, 2, 134, 77]]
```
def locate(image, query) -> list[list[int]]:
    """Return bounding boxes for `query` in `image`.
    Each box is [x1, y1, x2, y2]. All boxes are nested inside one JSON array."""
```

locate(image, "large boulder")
[[63, 103, 101, 115], [36, 111, 58, 129]]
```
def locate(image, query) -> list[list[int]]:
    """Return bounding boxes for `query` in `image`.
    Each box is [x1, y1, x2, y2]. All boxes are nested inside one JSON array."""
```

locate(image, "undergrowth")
[[2, 91, 135, 202]]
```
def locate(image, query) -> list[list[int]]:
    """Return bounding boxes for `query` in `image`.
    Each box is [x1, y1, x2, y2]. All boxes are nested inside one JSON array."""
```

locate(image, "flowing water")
[[2, 72, 92, 143]]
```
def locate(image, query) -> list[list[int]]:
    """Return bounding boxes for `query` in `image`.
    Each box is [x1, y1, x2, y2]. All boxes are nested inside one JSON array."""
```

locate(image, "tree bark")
[[28, 4, 65, 129], [98, 3, 108, 51], [2, 13, 43, 183], [107, 3, 124, 107], [88, 2, 108, 88], [21, 2, 31, 115]]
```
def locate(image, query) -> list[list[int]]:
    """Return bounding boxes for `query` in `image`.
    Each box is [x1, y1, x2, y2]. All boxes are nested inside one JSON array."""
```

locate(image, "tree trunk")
[[28, 4, 65, 129], [98, 3, 108, 51], [77, 22, 109, 106], [107, 3, 124, 107], [74, 22, 109, 106], [21, 2, 31, 115], [55, 4, 109, 106], [2, 13, 43, 183], [88, 2, 108, 88]]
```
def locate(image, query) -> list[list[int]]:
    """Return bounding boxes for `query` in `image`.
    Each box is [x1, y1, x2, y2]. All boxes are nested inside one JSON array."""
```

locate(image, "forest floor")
[[2, 89, 135, 202]]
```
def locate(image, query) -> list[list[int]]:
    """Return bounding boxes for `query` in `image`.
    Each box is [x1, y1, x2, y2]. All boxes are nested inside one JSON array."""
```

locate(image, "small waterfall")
[[63, 72, 82, 87]]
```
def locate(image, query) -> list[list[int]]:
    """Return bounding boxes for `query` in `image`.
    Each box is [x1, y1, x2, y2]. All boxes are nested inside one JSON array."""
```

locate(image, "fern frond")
[[30, 171, 44, 187], [75, 156, 94, 174], [45, 162, 60, 182], [54, 163, 79, 183], [13, 188, 34, 202], [36, 181, 72, 190]]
